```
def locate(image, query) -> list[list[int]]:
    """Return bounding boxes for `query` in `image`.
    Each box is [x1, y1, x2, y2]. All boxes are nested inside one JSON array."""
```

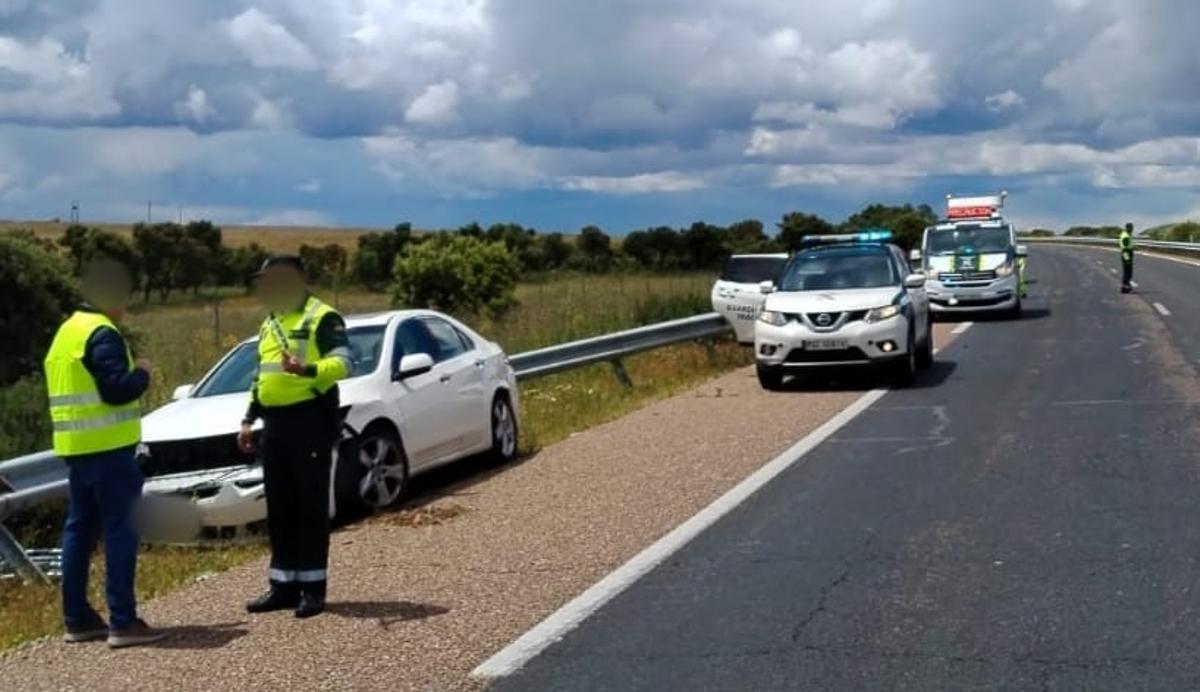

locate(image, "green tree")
[[58, 224, 140, 280], [681, 221, 728, 269], [777, 212, 834, 251], [0, 234, 81, 386], [577, 225, 614, 272], [299, 243, 349, 286], [839, 203, 936, 250], [132, 223, 188, 302], [725, 219, 774, 253], [353, 223, 413, 289], [391, 234, 520, 319], [541, 232, 574, 269]]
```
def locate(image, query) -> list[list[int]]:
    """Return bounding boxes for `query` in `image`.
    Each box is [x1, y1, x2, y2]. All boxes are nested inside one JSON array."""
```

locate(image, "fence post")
[[609, 358, 633, 388], [0, 523, 49, 585]]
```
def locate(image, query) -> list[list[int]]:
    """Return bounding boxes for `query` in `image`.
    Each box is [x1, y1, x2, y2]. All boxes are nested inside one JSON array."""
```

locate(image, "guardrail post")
[[0, 522, 49, 585], [609, 359, 633, 388]]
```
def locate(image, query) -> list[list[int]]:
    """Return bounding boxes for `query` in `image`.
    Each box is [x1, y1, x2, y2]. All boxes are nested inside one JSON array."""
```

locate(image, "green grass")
[[2, 271, 754, 652]]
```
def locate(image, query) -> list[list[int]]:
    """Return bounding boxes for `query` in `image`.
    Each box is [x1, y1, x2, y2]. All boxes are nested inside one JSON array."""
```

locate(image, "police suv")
[[754, 231, 933, 390]]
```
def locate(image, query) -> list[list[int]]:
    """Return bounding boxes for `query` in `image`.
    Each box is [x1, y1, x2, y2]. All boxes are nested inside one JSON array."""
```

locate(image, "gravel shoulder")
[[2, 324, 959, 691]]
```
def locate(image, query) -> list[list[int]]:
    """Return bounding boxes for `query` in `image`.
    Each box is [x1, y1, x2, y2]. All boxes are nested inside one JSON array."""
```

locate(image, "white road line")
[[1154, 302, 1172, 317], [1130, 280, 1139, 288], [951, 321, 974, 335], [1109, 267, 1118, 275], [472, 386, 890, 678]]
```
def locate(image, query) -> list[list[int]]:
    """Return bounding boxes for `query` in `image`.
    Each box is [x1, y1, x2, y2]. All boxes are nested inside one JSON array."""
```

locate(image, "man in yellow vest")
[[237, 255, 352, 618], [1119, 222, 1135, 293], [44, 257, 164, 648]]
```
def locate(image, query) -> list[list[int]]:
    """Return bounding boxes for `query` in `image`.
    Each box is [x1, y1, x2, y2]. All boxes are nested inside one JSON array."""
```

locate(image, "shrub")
[[391, 234, 521, 319], [0, 235, 80, 387]]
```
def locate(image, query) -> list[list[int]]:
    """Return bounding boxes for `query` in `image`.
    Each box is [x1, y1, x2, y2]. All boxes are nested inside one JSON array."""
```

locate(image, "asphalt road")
[[490, 244, 1200, 691]]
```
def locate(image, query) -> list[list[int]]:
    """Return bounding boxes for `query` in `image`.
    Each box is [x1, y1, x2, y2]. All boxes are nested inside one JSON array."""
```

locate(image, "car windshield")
[[927, 224, 1012, 255], [778, 247, 898, 291], [720, 256, 787, 284], [190, 325, 387, 398]]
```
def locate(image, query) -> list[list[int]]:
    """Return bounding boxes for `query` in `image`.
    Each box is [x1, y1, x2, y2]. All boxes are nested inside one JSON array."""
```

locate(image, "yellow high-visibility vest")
[[255, 295, 350, 407], [43, 312, 141, 456]]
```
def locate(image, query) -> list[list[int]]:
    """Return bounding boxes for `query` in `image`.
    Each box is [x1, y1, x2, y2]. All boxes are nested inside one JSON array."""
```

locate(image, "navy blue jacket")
[[79, 306, 150, 406]]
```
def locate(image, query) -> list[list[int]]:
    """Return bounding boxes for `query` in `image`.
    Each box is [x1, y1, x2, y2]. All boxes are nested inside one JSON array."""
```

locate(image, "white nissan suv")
[[754, 232, 933, 390]]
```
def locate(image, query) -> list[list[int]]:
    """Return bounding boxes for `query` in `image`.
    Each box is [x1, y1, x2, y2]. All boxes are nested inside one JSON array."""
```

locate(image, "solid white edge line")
[[1154, 302, 1172, 317], [951, 321, 974, 336], [472, 386, 890, 679]]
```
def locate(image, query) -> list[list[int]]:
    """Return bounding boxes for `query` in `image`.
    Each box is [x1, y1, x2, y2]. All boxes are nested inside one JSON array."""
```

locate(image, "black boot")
[[294, 591, 325, 619], [246, 587, 300, 613]]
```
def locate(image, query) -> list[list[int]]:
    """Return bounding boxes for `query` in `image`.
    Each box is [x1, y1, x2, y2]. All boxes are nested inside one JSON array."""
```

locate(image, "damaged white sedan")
[[138, 309, 520, 542]]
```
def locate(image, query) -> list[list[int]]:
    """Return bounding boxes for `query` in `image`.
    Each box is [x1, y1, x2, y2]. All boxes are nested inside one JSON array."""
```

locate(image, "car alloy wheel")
[[357, 432, 406, 509], [492, 397, 518, 461]]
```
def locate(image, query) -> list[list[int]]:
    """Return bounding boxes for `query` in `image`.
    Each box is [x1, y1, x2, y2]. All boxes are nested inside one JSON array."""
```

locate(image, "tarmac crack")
[[790, 532, 876, 642]]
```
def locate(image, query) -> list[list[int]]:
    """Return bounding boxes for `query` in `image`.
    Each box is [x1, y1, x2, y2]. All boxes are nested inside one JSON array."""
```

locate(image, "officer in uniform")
[[45, 257, 165, 648], [1119, 223, 1135, 293], [238, 255, 353, 618]]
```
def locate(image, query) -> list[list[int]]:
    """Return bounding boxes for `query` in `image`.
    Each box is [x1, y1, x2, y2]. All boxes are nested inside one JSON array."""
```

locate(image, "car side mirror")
[[1015, 244, 1028, 258], [909, 249, 922, 262], [394, 353, 434, 381], [758, 280, 775, 295], [171, 384, 194, 401], [904, 274, 927, 289]]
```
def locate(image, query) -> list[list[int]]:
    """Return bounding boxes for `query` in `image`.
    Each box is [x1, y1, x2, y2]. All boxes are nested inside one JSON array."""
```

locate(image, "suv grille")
[[140, 434, 255, 477]]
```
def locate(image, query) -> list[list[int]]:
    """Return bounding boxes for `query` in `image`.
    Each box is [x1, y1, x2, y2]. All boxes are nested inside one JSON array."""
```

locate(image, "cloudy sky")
[[0, 0, 1197, 232]]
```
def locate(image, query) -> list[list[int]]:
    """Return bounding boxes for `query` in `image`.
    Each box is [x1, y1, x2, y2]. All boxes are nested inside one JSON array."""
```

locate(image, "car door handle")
[[474, 358, 486, 368], [439, 374, 452, 383]]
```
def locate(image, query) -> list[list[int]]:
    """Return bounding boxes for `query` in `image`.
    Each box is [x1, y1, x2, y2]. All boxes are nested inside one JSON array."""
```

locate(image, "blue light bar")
[[800, 229, 894, 246]]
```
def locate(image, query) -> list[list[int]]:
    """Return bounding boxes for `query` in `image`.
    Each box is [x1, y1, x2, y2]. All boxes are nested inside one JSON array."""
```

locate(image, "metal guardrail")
[[1025, 236, 1200, 254], [0, 311, 733, 581]]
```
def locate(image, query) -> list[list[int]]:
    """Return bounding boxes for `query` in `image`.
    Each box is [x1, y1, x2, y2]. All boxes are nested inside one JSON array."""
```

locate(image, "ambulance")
[[911, 192, 1027, 317]]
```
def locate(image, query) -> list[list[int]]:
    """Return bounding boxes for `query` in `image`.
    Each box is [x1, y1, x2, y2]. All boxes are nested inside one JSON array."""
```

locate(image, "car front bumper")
[[755, 315, 912, 369], [927, 275, 1019, 313]]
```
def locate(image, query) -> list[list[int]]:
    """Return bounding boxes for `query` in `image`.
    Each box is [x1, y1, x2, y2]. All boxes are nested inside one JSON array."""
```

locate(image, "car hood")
[[142, 374, 378, 443], [765, 287, 901, 313]]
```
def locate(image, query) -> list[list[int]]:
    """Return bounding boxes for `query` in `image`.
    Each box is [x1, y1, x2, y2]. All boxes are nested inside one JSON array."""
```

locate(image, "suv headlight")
[[995, 262, 1014, 277], [758, 310, 787, 326], [865, 305, 901, 323]]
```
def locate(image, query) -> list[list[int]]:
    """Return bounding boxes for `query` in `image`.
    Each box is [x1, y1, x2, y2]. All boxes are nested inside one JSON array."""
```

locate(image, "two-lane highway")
[[488, 245, 1200, 691]]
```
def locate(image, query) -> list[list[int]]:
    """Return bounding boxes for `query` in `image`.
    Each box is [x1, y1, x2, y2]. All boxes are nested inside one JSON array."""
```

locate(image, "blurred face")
[[82, 260, 133, 318], [254, 265, 307, 313]]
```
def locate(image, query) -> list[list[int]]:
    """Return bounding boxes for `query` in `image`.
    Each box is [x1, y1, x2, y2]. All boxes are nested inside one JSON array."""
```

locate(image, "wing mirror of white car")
[[1016, 244, 1029, 258], [758, 280, 775, 295], [171, 384, 194, 400], [904, 273, 927, 289], [394, 353, 434, 381], [909, 249, 923, 262]]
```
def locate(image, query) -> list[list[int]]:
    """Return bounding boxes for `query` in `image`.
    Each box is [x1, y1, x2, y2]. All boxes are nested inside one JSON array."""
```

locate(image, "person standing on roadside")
[[44, 257, 165, 648], [238, 255, 353, 619], [1120, 222, 1135, 293]]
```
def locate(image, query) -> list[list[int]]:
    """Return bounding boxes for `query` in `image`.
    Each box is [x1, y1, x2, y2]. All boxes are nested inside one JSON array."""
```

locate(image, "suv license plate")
[[805, 339, 849, 351]]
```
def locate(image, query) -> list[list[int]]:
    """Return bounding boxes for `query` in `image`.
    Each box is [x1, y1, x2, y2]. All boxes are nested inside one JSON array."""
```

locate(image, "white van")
[[712, 253, 789, 344]]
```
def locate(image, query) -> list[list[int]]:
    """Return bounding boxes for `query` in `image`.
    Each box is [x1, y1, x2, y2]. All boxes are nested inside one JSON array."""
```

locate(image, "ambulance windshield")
[[927, 224, 1011, 256]]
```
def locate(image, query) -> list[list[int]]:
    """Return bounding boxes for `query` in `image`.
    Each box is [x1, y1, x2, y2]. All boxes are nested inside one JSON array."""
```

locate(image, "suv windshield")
[[190, 325, 387, 398], [927, 224, 1012, 255], [778, 247, 898, 292], [720, 256, 787, 284]]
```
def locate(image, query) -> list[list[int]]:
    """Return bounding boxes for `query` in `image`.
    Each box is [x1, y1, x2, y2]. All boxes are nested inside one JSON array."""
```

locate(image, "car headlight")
[[758, 310, 788, 326], [995, 263, 1014, 277], [865, 305, 901, 323], [924, 268, 941, 280]]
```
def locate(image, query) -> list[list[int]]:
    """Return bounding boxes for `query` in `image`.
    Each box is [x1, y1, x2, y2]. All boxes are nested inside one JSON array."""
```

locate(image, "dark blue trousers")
[[61, 448, 143, 630]]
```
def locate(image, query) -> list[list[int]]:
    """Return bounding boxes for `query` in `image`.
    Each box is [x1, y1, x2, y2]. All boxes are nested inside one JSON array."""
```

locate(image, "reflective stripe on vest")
[[256, 296, 340, 408], [43, 311, 142, 456]]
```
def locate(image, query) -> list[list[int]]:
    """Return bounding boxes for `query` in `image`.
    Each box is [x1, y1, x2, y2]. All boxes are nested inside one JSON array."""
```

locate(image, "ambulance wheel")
[[335, 423, 408, 517], [757, 364, 784, 391]]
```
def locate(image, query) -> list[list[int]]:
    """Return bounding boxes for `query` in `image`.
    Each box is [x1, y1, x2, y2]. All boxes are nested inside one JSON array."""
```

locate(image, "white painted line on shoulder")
[[951, 321, 974, 335], [1154, 302, 1172, 317], [1109, 267, 1118, 274], [472, 386, 890, 679]]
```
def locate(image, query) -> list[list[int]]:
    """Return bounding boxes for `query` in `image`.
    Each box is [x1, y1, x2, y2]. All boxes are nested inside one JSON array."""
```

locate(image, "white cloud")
[[174, 85, 214, 124], [405, 80, 461, 125], [985, 90, 1025, 112], [562, 171, 705, 195], [225, 8, 317, 71], [0, 37, 119, 120], [295, 179, 322, 194], [248, 92, 294, 130]]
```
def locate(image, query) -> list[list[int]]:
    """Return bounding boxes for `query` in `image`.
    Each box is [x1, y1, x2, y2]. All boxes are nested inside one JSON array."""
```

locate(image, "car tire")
[[893, 328, 918, 387], [489, 394, 519, 464], [335, 423, 408, 518], [916, 318, 934, 370], [757, 364, 784, 391]]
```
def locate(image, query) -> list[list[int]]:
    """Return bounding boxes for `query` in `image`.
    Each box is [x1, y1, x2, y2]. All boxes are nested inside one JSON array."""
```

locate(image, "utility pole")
[[69, 201, 79, 224]]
